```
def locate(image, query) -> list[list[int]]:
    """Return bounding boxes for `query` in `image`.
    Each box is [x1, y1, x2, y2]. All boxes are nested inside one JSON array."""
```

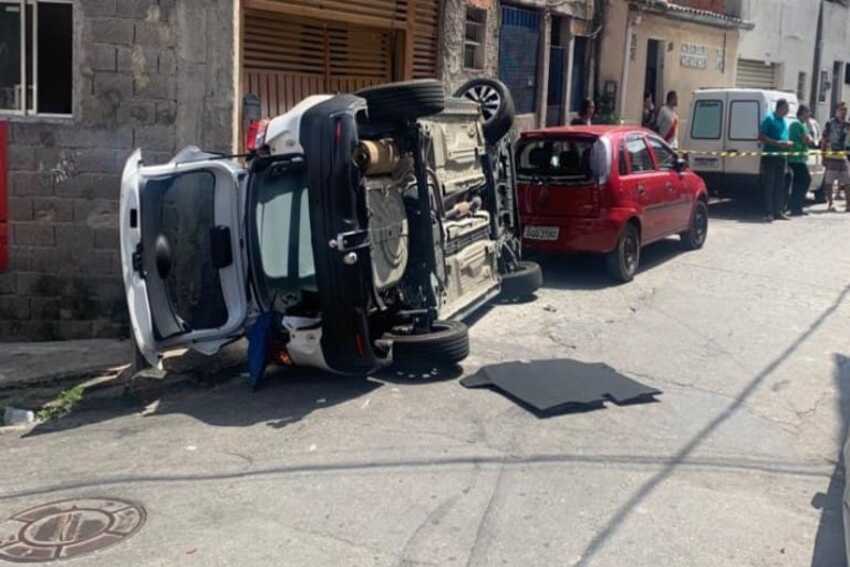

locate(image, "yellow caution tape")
[[678, 149, 850, 158]]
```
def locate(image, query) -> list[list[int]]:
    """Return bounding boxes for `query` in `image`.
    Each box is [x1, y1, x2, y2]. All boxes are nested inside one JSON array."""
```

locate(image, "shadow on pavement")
[[23, 363, 382, 436], [708, 198, 768, 224], [533, 238, 684, 291], [810, 354, 850, 567]]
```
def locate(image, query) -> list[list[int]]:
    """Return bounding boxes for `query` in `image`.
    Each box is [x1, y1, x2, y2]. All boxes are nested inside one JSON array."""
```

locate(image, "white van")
[[682, 88, 824, 197]]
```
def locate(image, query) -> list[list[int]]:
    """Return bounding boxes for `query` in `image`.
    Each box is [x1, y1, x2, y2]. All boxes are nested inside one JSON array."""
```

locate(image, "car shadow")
[[23, 360, 384, 436], [532, 238, 684, 291], [708, 198, 770, 224], [809, 353, 850, 567]]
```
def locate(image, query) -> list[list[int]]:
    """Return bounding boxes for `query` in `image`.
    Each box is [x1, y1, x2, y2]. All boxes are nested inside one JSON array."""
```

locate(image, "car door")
[[120, 148, 249, 368], [620, 134, 668, 242], [647, 135, 690, 233]]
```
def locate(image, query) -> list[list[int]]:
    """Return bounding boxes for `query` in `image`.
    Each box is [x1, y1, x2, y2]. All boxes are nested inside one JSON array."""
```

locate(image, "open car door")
[[120, 148, 249, 368]]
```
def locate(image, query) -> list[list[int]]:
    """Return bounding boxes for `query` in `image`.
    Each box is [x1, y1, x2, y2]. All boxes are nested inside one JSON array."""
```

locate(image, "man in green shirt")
[[788, 105, 814, 216], [759, 99, 794, 222]]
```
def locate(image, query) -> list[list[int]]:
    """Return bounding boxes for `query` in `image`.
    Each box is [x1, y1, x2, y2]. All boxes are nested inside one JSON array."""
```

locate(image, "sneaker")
[[763, 215, 774, 223], [828, 205, 836, 212], [776, 213, 791, 221]]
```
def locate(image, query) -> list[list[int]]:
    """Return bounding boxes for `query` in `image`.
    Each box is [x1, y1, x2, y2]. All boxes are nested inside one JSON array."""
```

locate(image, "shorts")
[[824, 159, 850, 187]]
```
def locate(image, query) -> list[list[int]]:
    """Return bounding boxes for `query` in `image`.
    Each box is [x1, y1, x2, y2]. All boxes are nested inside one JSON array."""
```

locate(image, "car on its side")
[[120, 79, 541, 376], [517, 125, 709, 282]]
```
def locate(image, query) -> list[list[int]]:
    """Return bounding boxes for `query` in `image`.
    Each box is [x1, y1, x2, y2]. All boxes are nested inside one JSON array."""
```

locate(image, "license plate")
[[524, 226, 560, 241]]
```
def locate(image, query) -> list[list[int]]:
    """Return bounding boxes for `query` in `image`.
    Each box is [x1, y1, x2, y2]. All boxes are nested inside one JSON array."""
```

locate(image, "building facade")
[[813, 0, 850, 121], [441, 0, 597, 130], [598, 0, 751, 129], [0, 0, 234, 340]]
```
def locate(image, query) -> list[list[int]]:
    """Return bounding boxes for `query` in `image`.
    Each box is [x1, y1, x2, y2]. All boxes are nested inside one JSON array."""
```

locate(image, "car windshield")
[[251, 159, 317, 303], [516, 138, 596, 183]]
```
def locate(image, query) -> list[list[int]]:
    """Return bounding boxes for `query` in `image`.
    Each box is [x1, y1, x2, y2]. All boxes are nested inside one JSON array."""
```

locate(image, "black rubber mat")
[[461, 359, 661, 414]]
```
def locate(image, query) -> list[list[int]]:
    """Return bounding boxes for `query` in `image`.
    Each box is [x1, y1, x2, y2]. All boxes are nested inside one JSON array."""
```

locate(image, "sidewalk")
[[0, 339, 132, 389]]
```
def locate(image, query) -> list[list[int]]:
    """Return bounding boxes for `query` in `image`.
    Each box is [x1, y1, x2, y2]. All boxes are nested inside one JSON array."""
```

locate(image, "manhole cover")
[[0, 498, 145, 563]]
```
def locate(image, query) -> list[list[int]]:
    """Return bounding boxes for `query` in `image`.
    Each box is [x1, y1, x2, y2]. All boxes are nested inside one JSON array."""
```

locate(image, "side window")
[[625, 137, 653, 173], [647, 137, 677, 170], [729, 100, 760, 141], [691, 100, 723, 140]]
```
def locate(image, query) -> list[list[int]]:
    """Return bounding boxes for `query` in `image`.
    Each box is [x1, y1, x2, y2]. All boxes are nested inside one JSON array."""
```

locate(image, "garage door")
[[736, 59, 777, 89], [243, 1, 440, 118]]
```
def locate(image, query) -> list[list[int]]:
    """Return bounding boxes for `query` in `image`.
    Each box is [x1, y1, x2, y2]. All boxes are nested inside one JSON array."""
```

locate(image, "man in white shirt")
[[655, 91, 680, 149]]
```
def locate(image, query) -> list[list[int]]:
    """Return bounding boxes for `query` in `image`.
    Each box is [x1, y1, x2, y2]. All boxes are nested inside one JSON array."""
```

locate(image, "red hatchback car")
[[517, 126, 709, 282]]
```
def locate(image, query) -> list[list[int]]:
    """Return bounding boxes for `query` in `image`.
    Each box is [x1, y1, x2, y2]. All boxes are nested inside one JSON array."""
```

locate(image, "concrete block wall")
[[0, 0, 236, 341]]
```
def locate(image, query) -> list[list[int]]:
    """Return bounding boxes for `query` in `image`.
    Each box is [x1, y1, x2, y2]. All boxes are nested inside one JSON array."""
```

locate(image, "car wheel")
[[454, 78, 516, 145], [500, 261, 543, 298], [356, 79, 446, 122], [606, 223, 640, 283], [679, 201, 709, 251], [386, 320, 470, 369]]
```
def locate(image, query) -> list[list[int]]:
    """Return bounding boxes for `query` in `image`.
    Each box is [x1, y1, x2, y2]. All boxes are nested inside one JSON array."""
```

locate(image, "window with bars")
[[464, 6, 486, 70], [797, 72, 807, 102], [0, 0, 73, 116]]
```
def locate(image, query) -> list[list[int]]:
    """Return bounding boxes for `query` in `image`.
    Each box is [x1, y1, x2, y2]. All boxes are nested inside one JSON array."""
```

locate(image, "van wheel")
[[385, 321, 470, 369], [680, 201, 709, 250], [606, 223, 640, 283], [454, 78, 515, 145]]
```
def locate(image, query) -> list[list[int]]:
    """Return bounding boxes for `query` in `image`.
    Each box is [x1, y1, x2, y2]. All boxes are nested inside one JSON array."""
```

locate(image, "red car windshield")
[[516, 137, 597, 184]]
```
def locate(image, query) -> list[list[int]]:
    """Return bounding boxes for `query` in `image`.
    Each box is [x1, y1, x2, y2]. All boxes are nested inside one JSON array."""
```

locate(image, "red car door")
[[620, 135, 668, 242], [647, 135, 691, 234]]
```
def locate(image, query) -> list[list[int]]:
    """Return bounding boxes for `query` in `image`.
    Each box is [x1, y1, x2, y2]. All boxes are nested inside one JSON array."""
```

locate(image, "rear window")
[[516, 138, 595, 183], [691, 100, 723, 139]]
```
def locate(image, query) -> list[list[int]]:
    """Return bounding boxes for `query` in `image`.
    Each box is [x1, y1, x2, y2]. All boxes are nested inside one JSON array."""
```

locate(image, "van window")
[[691, 100, 723, 139], [729, 100, 760, 141], [625, 137, 653, 173], [516, 138, 595, 183]]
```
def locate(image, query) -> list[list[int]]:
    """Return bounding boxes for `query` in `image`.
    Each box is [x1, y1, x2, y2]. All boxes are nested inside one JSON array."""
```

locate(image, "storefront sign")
[[680, 43, 707, 69]]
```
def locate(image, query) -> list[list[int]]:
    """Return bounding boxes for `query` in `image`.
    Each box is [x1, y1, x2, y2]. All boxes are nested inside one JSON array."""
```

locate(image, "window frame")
[[727, 99, 761, 142], [0, 0, 74, 118], [690, 99, 724, 140], [463, 6, 487, 71], [646, 135, 677, 171], [623, 134, 655, 175]]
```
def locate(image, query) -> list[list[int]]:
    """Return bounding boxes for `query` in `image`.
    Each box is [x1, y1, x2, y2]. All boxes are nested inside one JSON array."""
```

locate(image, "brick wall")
[[0, 0, 235, 341]]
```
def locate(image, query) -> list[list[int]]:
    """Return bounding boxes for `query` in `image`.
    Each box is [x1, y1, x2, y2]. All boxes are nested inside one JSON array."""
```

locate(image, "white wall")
[[816, 0, 850, 121], [735, 0, 819, 104]]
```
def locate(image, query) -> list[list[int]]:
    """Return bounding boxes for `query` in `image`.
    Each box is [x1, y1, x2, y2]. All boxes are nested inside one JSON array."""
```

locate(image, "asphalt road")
[[2, 200, 849, 566]]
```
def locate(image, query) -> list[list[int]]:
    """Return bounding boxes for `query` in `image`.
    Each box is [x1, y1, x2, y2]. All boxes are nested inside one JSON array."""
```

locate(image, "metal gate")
[[242, 0, 440, 118], [499, 5, 540, 115], [736, 59, 777, 90]]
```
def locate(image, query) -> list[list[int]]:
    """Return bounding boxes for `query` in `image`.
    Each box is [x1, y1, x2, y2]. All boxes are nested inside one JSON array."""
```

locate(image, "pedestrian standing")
[[656, 91, 680, 149], [821, 102, 850, 212], [758, 99, 794, 222], [570, 99, 595, 126], [641, 92, 656, 129], [788, 105, 815, 216]]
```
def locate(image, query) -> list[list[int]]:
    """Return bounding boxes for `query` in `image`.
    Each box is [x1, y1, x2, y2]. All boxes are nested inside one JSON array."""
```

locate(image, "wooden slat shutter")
[[736, 59, 777, 90], [412, 0, 440, 78]]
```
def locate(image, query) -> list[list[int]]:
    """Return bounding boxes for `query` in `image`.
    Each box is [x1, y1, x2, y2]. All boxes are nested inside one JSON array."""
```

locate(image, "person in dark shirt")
[[570, 99, 595, 126], [758, 99, 794, 222]]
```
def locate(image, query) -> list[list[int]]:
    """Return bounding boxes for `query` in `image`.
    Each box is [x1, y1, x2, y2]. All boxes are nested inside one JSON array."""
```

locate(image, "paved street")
[[2, 200, 850, 566]]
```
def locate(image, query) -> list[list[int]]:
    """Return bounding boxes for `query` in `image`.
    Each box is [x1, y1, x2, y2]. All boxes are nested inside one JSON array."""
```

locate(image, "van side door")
[[725, 95, 763, 183]]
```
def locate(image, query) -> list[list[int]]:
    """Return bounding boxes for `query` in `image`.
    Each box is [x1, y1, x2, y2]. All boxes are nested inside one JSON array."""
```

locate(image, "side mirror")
[[674, 157, 688, 172]]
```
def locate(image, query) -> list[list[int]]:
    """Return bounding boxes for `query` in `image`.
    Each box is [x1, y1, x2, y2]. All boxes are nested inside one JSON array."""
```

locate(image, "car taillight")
[[245, 119, 270, 151]]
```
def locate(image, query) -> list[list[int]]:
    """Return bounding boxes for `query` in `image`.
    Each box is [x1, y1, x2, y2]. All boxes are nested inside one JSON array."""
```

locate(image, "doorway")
[[643, 39, 664, 118]]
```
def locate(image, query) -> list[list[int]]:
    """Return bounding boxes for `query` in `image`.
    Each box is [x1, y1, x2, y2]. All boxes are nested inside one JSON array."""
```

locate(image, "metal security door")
[[499, 5, 540, 115]]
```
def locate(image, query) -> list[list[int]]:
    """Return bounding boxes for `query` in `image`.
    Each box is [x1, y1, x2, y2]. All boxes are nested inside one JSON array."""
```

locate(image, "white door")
[[685, 94, 727, 180], [724, 94, 763, 177], [120, 148, 249, 367]]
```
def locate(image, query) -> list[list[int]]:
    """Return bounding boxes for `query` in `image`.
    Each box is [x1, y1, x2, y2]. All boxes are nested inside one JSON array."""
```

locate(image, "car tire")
[[606, 223, 640, 283], [454, 78, 516, 145], [679, 200, 709, 251], [356, 79, 446, 122], [500, 261, 543, 298], [386, 320, 470, 369]]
